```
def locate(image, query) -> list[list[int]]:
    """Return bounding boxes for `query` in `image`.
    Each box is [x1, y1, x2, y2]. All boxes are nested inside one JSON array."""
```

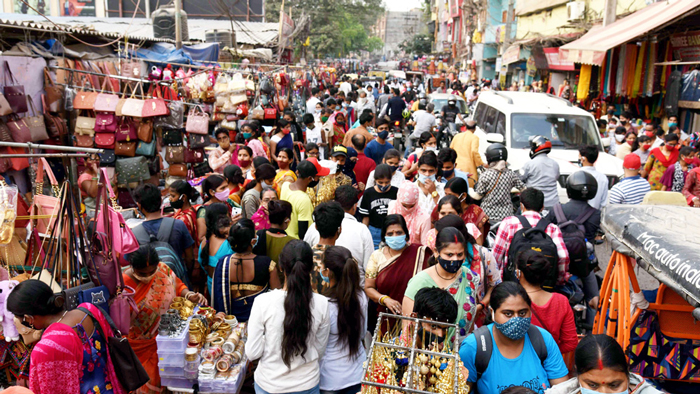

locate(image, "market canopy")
[[560, 0, 700, 65]]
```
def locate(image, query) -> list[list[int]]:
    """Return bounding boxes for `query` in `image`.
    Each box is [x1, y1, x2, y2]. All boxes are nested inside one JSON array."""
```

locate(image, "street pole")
[[174, 0, 182, 49], [145, 0, 151, 20], [503, 0, 514, 48], [603, 0, 617, 27]]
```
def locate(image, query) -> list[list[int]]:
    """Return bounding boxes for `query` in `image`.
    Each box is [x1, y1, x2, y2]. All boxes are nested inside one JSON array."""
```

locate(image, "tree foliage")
[[398, 33, 433, 56], [265, 0, 384, 57]]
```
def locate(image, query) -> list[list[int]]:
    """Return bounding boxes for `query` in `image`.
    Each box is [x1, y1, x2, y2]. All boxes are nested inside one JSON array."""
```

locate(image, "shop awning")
[[560, 0, 700, 65]]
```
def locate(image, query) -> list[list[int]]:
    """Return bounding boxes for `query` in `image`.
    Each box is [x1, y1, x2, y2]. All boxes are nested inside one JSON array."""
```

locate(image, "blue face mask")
[[493, 316, 531, 340], [336, 105, 341, 111], [378, 184, 391, 193], [579, 386, 628, 394], [437, 257, 462, 273], [390, 165, 401, 174], [385, 235, 407, 251], [668, 122, 678, 128], [242, 132, 252, 139], [378, 130, 390, 140], [442, 168, 454, 178], [417, 173, 436, 184], [320, 269, 330, 283]]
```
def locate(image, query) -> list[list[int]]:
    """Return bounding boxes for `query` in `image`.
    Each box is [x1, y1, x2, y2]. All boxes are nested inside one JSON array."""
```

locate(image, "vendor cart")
[[597, 198, 700, 388]]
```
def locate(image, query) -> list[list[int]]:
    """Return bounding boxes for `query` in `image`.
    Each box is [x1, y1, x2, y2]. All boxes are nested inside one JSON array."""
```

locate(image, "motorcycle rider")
[[520, 136, 560, 211], [440, 95, 465, 135], [406, 101, 436, 158]]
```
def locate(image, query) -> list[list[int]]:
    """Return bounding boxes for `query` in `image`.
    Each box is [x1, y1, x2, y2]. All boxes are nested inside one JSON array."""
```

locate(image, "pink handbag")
[[186, 105, 210, 134], [96, 168, 139, 256], [121, 82, 145, 117], [94, 112, 117, 132], [94, 92, 119, 112], [31, 158, 61, 235], [115, 117, 137, 142], [142, 87, 169, 117]]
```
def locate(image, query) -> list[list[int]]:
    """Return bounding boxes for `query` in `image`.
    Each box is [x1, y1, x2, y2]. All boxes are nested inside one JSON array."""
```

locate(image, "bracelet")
[[184, 291, 195, 300], [378, 295, 388, 306]]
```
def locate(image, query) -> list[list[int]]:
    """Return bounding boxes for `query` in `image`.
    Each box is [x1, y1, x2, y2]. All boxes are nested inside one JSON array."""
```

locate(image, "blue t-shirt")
[[459, 324, 568, 394], [139, 218, 195, 260], [365, 139, 392, 165]]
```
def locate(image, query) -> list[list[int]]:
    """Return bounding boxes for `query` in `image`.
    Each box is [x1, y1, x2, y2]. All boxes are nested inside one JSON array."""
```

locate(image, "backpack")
[[505, 216, 559, 290], [552, 203, 596, 278], [474, 325, 547, 379], [132, 217, 191, 288]]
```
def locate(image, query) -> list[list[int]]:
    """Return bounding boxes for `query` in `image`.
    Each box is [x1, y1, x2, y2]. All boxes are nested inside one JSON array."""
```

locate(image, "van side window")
[[484, 106, 498, 134], [495, 111, 506, 136], [474, 103, 487, 126]]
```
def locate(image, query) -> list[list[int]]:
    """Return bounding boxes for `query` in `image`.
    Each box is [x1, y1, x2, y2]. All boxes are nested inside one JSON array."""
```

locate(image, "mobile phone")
[[231, 207, 242, 216]]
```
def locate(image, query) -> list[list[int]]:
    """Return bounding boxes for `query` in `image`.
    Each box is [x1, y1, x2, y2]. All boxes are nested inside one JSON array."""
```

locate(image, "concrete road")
[[594, 240, 659, 291]]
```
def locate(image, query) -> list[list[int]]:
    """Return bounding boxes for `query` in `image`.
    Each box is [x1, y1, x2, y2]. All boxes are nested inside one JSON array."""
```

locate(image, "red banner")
[[544, 48, 575, 71]]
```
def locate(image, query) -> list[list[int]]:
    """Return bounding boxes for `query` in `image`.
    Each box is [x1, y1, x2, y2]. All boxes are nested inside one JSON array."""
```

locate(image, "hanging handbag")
[[115, 83, 132, 117], [264, 106, 277, 120], [64, 70, 76, 111], [154, 86, 183, 129], [121, 82, 146, 117], [3, 61, 27, 113], [193, 159, 213, 177], [0, 93, 11, 116], [115, 118, 137, 142], [95, 132, 116, 149], [165, 146, 185, 164], [6, 114, 32, 143], [77, 306, 150, 392], [74, 134, 94, 148], [43, 68, 64, 113], [187, 132, 208, 149], [251, 106, 265, 120], [184, 148, 204, 163], [99, 149, 116, 166], [116, 156, 150, 185], [146, 155, 160, 175], [168, 163, 188, 177], [135, 139, 156, 157], [117, 188, 137, 208], [75, 115, 96, 136], [94, 112, 117, 133], [0, 121, 12, 142], [42, 95, 68, 138], [142, 86, 169, 117], [95, 168, 140, 256], [24, 97, 48, 142], [30, 158, 62, 235], [186, 105, 210, 134], [73, 78, 98, 110], [94, 90, 119, 112], [115, 141, 137, 157], [137, 119, 153, 142], [162, 127, 183, 145]]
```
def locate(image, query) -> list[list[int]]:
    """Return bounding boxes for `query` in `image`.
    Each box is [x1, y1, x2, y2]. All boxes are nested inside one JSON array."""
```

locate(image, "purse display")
[[168, 163, 188, 177], [162, 127, 183, 146], [3, 61, 27, 113], [0, 120, 12, 142], [0, 93, 12, 116], [95, 132, 116, 149], [116, 156, 150, 185], [94, 91, 119, 112], [42, 95, 68, 138], [142, 87, 169, 118], [250, 106, 265, 120], [30, 158, 61, 235], [165, 146, 185, 164], [137, 119, 153, 142], [94, 112, 117, 133], [116, 118, 137, 142], [193, 159, 213, 177], [74, 134, 94, 148], [264, 106, 277, 120], [6, 115, 31, 143], [185, 105, 210, 134], [115, 141, 137, 157], [43, 68, 63, 113], [24, 97, 48, 142], [135, 139, 156, 157], [184, 148, 204, 163], [73, 79, 98, 111], [99, 149, 116, 166], [187, 133, 208, 149], [75, 115, 96, 136], [121, 82, 145, 117]]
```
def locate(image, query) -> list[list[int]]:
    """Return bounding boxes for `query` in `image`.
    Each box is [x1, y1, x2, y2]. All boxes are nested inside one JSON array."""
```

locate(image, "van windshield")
[[510, 113, 602, 151], [432, 99, 468, 114]]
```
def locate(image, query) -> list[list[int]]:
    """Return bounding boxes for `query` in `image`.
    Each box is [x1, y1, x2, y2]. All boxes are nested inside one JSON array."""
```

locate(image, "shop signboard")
[[670, 30, 700, 62], [14, 0, 51, 15], [543, 48, 575, 71], [502, 45, 521, 65], [526, 55, 537, 77], [60, 0, 95, 16]]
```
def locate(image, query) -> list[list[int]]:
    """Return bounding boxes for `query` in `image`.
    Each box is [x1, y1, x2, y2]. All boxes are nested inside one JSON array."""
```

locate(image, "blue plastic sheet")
[[134, 42, 220, 67], [182, 43, 220, 63]]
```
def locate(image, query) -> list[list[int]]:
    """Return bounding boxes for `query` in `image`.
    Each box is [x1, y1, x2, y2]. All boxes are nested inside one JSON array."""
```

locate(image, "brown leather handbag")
[[74, 134, 94, 148], [73, 78, 98, 110], [137, 119, 153, 142], [165, 146, 185, 164], [43, 68, 64, 113], [42, 95, 67, 138], [115, 141, 137, 157], [168, 163, 187, 177]]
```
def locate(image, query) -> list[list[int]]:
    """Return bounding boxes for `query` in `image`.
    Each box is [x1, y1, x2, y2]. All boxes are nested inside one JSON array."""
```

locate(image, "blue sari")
[[212, 254, 272, 321], [199, 240, 233, 294]]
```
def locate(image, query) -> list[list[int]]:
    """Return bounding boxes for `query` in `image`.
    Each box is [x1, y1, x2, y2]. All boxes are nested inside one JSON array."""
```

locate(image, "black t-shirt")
[[441, 105, 460, 123], [388, 96, 406, 121], [358, 186, 398, 228]]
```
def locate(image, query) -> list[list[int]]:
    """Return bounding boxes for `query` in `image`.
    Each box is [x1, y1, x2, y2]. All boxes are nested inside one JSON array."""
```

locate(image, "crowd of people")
[[7, 74, 677, 394]]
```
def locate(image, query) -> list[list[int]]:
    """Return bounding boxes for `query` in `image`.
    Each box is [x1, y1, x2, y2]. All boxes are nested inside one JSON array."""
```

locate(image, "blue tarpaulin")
[[134, 42, 220, 66], [182, 43, 220, 63]]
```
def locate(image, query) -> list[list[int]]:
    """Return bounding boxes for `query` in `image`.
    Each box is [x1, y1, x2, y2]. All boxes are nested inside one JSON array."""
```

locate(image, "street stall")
[[597, 202, 700, 391]]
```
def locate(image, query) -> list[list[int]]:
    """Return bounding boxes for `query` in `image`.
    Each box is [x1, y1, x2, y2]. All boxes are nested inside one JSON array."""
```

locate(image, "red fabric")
[[531, 293, 578, 355], [354, 152, 377, 186], [649, 147, 679, 168]]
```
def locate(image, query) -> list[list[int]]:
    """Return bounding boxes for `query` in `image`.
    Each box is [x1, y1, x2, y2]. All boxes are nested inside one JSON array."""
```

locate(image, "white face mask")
[[615, 134, 625, 142]]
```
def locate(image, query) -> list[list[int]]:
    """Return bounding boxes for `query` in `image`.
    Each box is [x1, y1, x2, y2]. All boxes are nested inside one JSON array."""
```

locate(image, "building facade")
[[375, 9, 425, 59]]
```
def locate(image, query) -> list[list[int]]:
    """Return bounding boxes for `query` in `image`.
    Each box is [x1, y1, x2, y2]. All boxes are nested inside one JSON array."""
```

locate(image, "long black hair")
[[279, 240, 314, 367], [437, 195, 463, 217], [244, 163, 277, 193], [7, 280, 64, 317], [200, 203, 232, 261], [489, 281, 531, 312], [201, 174, 227, 202], [129, 244, 160, 270], [170, 180, 200, 202], [227, 218, 256, 254], [445, 177, 473, 205], [515, 249, 553, 287], [223, 165, 245, 187], [575, 334, 629, 376], [323, 246, 363, 358]]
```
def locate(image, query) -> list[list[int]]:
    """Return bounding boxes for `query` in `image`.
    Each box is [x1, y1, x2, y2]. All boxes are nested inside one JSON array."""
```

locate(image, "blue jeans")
[[368, 225, 382, 249], [255, 383, 320, 394], [320, 384, 362, 394]]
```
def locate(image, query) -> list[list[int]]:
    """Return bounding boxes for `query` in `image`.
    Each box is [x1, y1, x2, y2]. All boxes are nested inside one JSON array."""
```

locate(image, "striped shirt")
[[608, 175, 650, 205]]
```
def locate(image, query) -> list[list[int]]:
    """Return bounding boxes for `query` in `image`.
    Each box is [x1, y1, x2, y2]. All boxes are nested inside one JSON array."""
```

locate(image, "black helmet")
[[485, 143, 508, 164], [566, 170, 598, 201], [529, 135, 552, 159]]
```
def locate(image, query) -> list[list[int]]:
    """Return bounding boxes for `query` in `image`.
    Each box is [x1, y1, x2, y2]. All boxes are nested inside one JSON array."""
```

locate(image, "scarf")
[[672, 163, 686, 192], [650, 147, 679, 168], [389, 182, 425, 241]]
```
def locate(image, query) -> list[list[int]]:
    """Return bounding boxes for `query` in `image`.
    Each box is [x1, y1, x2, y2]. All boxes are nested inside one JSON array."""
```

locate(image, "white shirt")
[[366, 169, 405, 189], [306, 96, 321, 114], [303, 213, 373, 287], [581, 165, 609, 210], [306, 125, 323, 145], [412, 110, 436, 136], [651, 137, 664, 150], [320, 294, 368, 390], [246, 290, 330, 393], [415, 179, 445, 213], [339, 82, 352, 95]]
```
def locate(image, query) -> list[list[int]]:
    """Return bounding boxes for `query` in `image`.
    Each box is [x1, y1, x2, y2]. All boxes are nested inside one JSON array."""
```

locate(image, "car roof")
[[429, 93, 465, 101], [476, 91, 591, 116]]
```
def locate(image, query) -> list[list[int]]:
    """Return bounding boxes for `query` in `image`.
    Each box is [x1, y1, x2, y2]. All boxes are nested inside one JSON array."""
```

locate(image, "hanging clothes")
[[578, 65, 592, 101], [632, 41, 646, 99], [616, 45, 626, 96]]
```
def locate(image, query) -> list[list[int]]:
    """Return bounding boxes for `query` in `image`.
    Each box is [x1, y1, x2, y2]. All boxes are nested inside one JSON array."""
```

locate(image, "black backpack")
[[505, 216, 559, 290], [132, 217, 191, 288], [474, 325, 547, 379], [552, 203, 596, 278]]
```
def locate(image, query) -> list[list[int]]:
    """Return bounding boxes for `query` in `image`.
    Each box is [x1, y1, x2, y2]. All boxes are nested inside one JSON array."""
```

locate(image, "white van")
[[469, 91, 623, 202]]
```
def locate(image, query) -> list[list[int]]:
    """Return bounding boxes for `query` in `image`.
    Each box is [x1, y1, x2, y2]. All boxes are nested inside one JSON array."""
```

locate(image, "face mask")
[[385, 235, 407, 251], [21, 317, 34, 329], [239, 159, 251, 168], [261, 180, 272, 188], [336, 163, 344, 173], [390, 165, 400, 174], [342, 102, 348, 108], [315, 109, 322, 114], [320, 269, 330, 283], [242, 132, 252, 139], [170, 195, 185, 210], [417, 325, 445, 345], [378, 130, 389, 140], [252, 237, 259, 248], [214, 190, 230, 201], [442, 168, 454, 178], [642, 143, 651, 150], [493, 315, 531, 340], [645, 131, 655, 138], [133, 270, 158, 283], [336, 106, 341, 111], [615, 134, 625, 142], [336, 121, 345, 126], [620, 120, 628, 125], [378, 184, 391, 193], [425, 146, 437, 152], [308, 179, 319, 188], [282, 128, 291, 135], [667, 145, 678, 151], [418, 173, 436, 183], [438, 256, 462, 273], [669, 122, 678, 127], [321, 116, 329, 122], [579, 386, 628, 394], [627, 140, 634, 146]]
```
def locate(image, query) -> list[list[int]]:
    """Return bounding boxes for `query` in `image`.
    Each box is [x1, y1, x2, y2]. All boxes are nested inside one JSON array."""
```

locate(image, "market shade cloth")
[[560, 0, 700, 65], [601, 204, 700, 309]]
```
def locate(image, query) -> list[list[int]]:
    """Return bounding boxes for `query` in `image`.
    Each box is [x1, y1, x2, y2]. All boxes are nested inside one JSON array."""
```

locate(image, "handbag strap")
[[40, 94, 49, 115], [26, 95, 38, 117], [77, 305, 121, 338], [3, 61, 18, 86], [121, 82, 133, 99], [35, 157, 59, 193], [43, 68, 56, 88], [130, 82, 144, 99]]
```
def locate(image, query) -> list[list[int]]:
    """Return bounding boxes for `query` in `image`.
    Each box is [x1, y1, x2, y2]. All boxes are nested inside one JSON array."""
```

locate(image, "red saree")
[[375, 244, 430, 315]]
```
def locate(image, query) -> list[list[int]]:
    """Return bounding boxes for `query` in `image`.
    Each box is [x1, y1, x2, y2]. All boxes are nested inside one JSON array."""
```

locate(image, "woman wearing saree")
[[328, 111, 348, 151], [124, 245, 207, 394], [273, 147, 296, 195], [169, 180, 200, 247], [198, 203, 233, 293], [250, 187, 277, 231], [364, 215, 430, 332], [443, 177, 489, 244], [388, 182, 431, 246], [212, 219, 282, 321], [643, 134, 680, 190]]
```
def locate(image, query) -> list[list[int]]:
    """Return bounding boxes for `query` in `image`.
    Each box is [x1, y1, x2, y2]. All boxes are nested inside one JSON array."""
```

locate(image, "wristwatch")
[[431, 191, 439, 198]]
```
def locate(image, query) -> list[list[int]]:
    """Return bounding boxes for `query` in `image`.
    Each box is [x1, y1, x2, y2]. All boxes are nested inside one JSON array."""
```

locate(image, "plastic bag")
[[0, 181, 18, 244]]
